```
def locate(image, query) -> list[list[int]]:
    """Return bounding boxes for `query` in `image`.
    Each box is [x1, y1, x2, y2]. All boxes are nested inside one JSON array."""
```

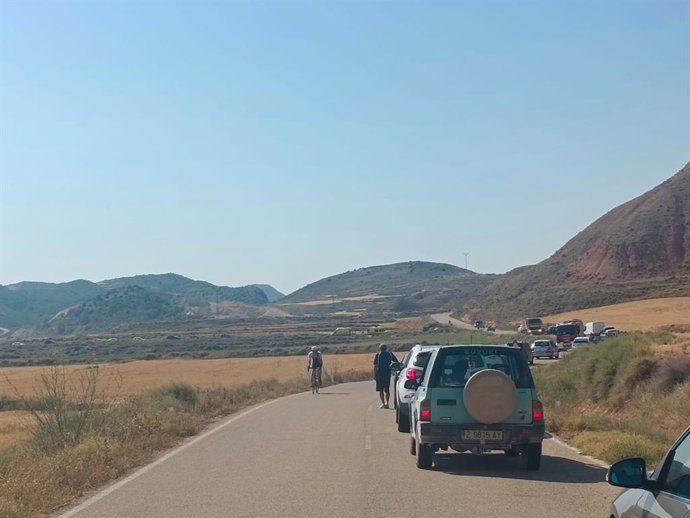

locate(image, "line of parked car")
[[388, 342, 690, 516]]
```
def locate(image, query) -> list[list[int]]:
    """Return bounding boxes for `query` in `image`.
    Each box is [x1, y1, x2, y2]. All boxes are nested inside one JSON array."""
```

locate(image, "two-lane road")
[[59, 381, 619, 518]]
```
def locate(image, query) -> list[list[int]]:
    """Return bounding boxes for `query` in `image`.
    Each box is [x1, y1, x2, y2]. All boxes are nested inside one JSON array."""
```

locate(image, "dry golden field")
[[0, 352, 379, 399], [543, 297, 690, 332], [0, 411, 31, 450]]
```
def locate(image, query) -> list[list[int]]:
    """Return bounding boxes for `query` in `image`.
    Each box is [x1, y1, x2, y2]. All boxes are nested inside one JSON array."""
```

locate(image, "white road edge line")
[[57, 393, 301, 518], [548, 434, 610, 469]]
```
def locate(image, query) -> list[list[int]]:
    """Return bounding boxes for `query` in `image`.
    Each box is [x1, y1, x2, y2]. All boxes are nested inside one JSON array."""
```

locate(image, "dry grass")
[[387, 316, 433, 332], [543, 296, 690, 332], [0, 353, 376, 398], [0, 412, 31, 450]]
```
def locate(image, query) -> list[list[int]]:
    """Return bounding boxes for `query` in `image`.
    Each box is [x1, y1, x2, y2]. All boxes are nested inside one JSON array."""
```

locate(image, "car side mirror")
[[403, 379, 419, 390], [607, 458, 648, 488], [390, 362, 403, 374]]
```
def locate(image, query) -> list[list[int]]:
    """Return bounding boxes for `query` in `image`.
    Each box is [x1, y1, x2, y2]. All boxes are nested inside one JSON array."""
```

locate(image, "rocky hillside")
[[281, 261, 497, 316], [472, 161, 690, 319]]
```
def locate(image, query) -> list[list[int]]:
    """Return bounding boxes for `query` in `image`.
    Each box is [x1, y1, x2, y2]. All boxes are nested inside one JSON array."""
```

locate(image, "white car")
[[392, 344, 439, 433], [531, 340, 559, 359], [571, 337, 591, 349], [607, 425, 690, 517]]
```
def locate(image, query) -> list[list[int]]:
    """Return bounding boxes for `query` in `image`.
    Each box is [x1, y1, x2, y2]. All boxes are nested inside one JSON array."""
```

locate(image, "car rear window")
[[412, 351, 432, 368], [428, 347, 533, 389]]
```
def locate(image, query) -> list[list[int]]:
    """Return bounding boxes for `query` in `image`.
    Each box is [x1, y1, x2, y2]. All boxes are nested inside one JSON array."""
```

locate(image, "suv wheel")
[[523, 443, 542, 470], [397, 408, 410, 433], [416, 439, 433, 469]]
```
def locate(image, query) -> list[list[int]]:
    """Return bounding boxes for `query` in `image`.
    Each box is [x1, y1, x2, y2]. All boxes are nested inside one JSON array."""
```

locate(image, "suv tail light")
[[405, 367, 422, 381], [532, 400, 544, 422], [420, 399, 431, 421]]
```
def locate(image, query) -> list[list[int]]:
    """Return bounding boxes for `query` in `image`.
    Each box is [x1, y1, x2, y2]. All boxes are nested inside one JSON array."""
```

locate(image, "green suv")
[[407, 344, 544, 470]]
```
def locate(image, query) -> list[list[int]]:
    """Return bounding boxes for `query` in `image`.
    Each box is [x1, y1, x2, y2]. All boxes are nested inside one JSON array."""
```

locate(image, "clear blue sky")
[[1, 0, 688, 295]]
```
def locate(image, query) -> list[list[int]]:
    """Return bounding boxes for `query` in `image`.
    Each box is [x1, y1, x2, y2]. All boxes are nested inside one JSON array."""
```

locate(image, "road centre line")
[[56, 392, 303, 518]]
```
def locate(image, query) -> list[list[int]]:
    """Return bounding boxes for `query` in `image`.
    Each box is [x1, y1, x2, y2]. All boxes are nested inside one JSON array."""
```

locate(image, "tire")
[[464, 369, 518, 424], [524, 443, 542, 470], [395, 405, 399, 424], [416, 439, 433, 469], [410, 435, 416, 455], [397, 408, 410, 433]]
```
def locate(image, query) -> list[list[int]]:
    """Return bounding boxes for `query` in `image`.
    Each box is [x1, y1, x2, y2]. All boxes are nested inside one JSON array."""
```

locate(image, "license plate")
[[462, 430, 503, 441]]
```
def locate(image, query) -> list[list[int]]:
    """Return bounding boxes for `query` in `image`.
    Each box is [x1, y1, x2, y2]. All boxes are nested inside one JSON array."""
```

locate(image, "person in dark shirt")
[[373, 343, 399, 409]]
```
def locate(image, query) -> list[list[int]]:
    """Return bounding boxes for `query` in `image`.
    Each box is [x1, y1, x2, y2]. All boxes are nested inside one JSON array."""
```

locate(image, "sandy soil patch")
[[543, 297, 690, 332]]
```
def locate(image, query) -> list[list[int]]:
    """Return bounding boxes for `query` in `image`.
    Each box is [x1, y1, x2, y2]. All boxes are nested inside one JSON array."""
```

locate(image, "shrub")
[[653, 356, 690, 393]]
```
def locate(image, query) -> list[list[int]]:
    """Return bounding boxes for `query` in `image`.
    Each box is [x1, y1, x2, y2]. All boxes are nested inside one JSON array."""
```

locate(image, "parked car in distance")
[[392, 344, 439, 433], [531, 340, 559, 359], [571, 336, 591, 349], [607, 424, 690, 517], [604, 327, 620, 337], [555, 322, 582, 349], [522, 317, 545, 335], [474, 320, 484, 329], [546, 325, 558, 335], [407, 344, 544, 471]]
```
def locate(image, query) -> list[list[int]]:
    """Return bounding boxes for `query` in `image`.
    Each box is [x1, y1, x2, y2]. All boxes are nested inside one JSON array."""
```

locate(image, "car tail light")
[[532, 400, 544, 422], [405, 368, 422, 381], [420, 399, 431, 421]]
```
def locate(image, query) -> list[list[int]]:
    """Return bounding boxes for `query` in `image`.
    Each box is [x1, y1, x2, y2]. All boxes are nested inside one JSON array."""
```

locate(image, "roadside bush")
[[611, 356, 657, 404], [653, 356, 690, 393]]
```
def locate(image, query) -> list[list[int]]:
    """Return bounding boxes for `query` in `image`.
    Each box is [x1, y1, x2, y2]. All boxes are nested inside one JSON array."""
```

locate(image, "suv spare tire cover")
[[463, 369, 518, 424]]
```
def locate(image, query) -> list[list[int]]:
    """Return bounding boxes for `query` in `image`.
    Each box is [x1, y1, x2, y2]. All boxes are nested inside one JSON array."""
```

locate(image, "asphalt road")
[[57, 381, 619, 518], [431, 313, 514, 336]]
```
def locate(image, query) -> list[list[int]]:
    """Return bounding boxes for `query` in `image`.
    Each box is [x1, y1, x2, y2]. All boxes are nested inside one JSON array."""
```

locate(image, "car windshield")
[[527, 319, 542, 325], [556, 325, 578, 335], [429, 347, 532, 389]]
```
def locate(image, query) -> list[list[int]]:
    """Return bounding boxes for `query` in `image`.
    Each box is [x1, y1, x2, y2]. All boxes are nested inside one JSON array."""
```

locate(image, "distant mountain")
[[252, 284, 285, 302], [0, 274, 269, 331], [47, 286, 184, 334], [0, 280, 105, 328], [281, 261, 497, 315], [99, 273, 268, 306], [473, 161, 690, 319]]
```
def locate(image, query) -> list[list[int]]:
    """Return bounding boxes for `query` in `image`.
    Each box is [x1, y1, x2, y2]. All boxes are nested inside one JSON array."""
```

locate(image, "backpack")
[[311, 352, 322, 368]]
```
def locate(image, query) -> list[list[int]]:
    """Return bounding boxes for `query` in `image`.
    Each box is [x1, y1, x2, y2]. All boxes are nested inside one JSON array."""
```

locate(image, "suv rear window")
[[412, 351, 432, 368], [428, 347, 533, 389]]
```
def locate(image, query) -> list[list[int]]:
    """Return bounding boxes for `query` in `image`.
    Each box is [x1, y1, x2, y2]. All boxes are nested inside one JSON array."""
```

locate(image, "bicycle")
[[309, 366, 322, 394]]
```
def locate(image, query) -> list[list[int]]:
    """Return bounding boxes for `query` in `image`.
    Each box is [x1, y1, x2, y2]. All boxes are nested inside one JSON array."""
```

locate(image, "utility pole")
[[463, 252, 469, 270]]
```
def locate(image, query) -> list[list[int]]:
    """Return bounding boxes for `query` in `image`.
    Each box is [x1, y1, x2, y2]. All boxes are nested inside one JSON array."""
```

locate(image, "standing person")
[[307, 346, 323, 387], [373, 343, 398, 409]]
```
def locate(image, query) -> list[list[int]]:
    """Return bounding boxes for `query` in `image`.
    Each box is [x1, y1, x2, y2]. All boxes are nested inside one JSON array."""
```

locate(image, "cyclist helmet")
[[311, 346, 319, 352]]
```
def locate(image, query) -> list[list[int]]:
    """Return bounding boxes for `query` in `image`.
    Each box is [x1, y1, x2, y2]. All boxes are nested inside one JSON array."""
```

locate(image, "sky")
[[1, 0, 689, 295]]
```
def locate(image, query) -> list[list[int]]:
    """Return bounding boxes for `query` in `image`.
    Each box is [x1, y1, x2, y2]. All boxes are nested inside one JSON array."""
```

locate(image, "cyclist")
[[307, 346, 323, 387]]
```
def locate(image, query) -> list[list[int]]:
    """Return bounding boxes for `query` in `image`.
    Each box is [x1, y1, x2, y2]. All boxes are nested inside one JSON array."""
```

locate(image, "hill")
[[472, 161, 690, 319], [0, 280, 105, 328], [0, 274, 270, 332], [46, 286, 185, 334], [281, 261, 497, 316], [251, 284, 285, 302], [99, 274, 268, 306]]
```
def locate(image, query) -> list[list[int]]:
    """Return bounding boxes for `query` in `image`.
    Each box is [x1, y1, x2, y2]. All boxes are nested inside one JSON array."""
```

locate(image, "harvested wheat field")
[[0, 411, 32, 449], [543, 297, 690, 332], [0, 352, 379, 399]]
